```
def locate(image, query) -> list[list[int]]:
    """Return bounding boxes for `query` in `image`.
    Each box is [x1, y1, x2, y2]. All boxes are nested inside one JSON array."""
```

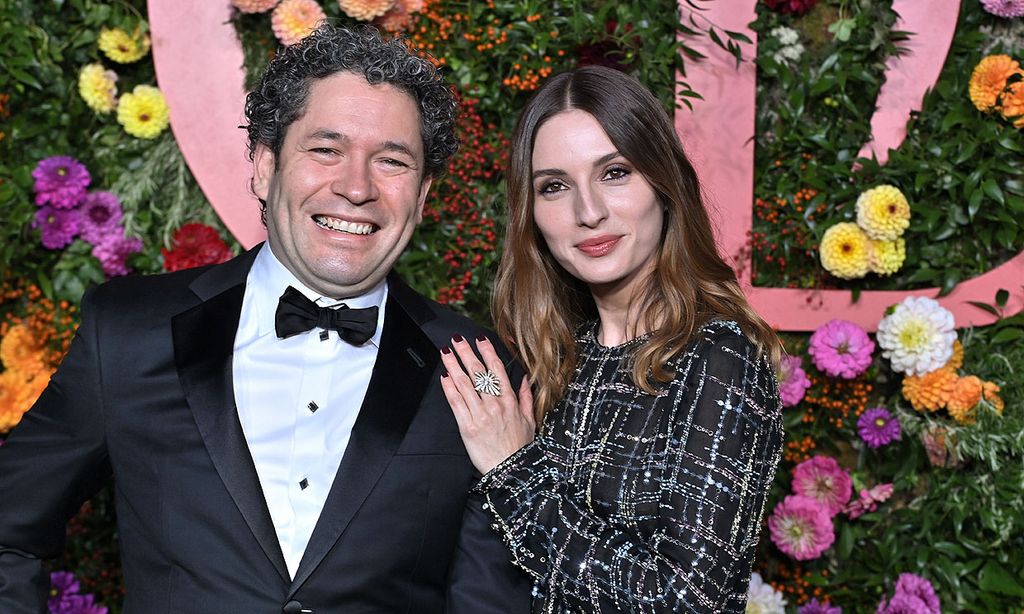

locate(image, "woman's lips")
[[576, 235, 621, 257]]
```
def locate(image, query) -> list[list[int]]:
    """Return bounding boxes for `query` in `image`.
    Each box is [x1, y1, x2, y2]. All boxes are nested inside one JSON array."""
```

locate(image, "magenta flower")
[[981, 0, 1024, 18], [845, 483, 894, 519], [768, 494, 835, 560], [876, 593, 931, 614], [808, 319, 875, 379], [857, 407, 901, 448], [33, 206, 81, 249], [792, 455, 852, 517], [778, 355, 812, 407], [92, 231, 143, 277], [32, 156, 91, 209], [79, 191, 124, 244], [894, 573, 940, 614], [48, 570, 107, 613], [799, 599, 841, 614]]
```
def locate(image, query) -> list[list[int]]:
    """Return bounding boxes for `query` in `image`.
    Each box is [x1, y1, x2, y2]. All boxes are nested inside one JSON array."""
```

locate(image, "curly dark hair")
[[244, 24, 458, 180]]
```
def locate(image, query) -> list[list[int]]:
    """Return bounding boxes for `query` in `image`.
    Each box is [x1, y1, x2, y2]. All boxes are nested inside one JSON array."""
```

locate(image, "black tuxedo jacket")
[[0, 246, 530, 613]]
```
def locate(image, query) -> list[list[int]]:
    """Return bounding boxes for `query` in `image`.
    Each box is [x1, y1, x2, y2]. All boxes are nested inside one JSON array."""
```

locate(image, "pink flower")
[[768, 494, 834, 560], [808, 319, 875, 379], [792, 455, 852, 517], [778, 355, 811, 407], [91, 230, 143, 277], [845, 483, 893, 519], [981, 0, 1024, 18], [894, 573, 940, 614]]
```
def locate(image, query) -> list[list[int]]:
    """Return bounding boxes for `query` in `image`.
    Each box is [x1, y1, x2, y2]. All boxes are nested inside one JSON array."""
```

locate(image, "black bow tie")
[[275, 286, 379, 345]]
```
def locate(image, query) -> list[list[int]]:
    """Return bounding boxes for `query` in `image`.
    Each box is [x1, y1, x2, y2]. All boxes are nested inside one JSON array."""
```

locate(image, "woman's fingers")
[[439, 345, 481, 418], [518, 378, 536, 429], [467, 335, 513, 398], [440, 369, 473, 428]]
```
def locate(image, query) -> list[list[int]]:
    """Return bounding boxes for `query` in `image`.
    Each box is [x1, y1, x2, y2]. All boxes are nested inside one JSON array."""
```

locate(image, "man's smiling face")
[[253, 71, 431, 298]]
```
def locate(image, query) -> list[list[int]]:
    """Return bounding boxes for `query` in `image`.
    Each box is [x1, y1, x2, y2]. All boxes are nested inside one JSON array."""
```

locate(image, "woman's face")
[[531, 109, 664, 299]]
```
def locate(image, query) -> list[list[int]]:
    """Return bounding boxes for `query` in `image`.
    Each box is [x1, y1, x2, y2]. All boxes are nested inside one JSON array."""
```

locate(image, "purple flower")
[[799, 598, 842, 614], [808, 319, 875, 379], [51, 593, 108, 614], [792, 455, 852, 517], [981, 0, 1024, 18], [894, 573, 940, 614], [78, 191, 124, 245], [857, 407, 901, 448], [767, 494, 835, 560], [778, 355, 812, 407], [92, 230, 143, 277], [48, 571, 80, 603], [32, 156, 91, 209], [33, 206, 81, 249], [876, 593, 931, 614]]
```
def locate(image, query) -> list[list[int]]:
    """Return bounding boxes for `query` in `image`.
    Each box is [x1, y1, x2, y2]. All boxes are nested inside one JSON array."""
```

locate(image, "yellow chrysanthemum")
[[78, 63, 119, 114], [856, 185, 911, 241], [902, 366, 957, 412], [943, 339, 964, 371], [271, 0, 326, 46], [819, 222, 869, 279], [999, 80, 1024, 128], [982, 381, 1004, 414], [867, 237, 906, 276], [117, 85, 170, 139], [969, 55, 1021, 112], [947, 375, 983, 424], [231, 0, 280, 13], [0, 325, 46, 377], [98, 27, 151, 64], [339, 0, 395, 21]]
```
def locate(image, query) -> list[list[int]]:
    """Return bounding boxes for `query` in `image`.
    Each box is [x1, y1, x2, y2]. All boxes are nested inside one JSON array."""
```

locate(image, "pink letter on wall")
[[675, 0, 1024, 331]]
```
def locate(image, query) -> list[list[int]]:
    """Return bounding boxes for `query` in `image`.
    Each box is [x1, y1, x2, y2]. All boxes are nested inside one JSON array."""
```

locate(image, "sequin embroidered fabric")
[[473, 320, 784, 613]]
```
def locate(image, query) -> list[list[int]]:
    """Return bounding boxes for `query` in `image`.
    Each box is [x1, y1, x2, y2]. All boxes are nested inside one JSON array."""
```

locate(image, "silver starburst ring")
[[472, 370, 502, 397]]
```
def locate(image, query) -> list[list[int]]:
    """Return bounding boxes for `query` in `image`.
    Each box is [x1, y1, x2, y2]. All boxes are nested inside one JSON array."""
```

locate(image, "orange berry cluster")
[[770, 563, 830, 605], [802, 371, 873, 429], [1, 281, 76, 364], [784, 435, 817, 463], [502, 53, 556, 92]]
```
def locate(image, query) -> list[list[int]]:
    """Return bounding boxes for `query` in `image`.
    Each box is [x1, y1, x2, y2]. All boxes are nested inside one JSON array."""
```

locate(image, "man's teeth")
[[313, 215, 375, 235]]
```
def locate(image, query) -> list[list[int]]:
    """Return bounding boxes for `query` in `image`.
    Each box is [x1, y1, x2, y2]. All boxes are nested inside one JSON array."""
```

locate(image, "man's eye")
[[381, 158, 409, 167]]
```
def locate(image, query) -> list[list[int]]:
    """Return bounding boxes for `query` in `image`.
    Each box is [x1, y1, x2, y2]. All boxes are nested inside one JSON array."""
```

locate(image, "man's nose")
[[331, 159, 378, 205]]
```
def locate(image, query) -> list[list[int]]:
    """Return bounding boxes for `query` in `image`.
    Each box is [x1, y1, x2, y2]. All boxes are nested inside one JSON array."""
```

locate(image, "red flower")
[[162, 223, 233, 272], [763, 0, 818, 16]]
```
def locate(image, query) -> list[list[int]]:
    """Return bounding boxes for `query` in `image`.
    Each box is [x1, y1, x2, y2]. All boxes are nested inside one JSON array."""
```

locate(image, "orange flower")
[[271, 0, 326, 46], [0, 325, 47, 377], [231, 0, 280, 13], [969, 55, 1021, 112], [339, 0, 395, 21], [902, 367, 956, 412], [999, 80, 1024, 128], [947, 375, 983, 424], [0, 370, 30, 432], [375, 0, 424, 32], [943, 339, 963, 371], [982, 381, 1004, 414]]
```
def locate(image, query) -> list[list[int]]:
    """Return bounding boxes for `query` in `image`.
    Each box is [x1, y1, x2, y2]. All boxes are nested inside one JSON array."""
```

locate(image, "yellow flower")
[[944, 339, 964, 371], [819, 222, 869, 279], [78, 63, 119, 114], [902, 366, 957, 412], [0, 368, 50, 433], [117, 85, 170, 139], [969, 55, 1021, 112], [999, 80, 1024, 128], [0, 325, 46, 377], [339, 0, 395, 20], [231, 0, 280, 13], [271, 0, 326, 46], [867, 237, 906, 276], [856, 185, 911, 241], [98, 26, 151, 64], [947, 375, 983, 424]]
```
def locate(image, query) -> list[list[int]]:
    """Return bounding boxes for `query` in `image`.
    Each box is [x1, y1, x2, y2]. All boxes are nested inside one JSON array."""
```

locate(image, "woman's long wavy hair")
[[494, 65, 782, 420]]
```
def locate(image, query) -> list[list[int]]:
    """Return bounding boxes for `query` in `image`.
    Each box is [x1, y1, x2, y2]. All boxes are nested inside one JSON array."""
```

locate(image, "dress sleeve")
[[472, 324, 784, 612]]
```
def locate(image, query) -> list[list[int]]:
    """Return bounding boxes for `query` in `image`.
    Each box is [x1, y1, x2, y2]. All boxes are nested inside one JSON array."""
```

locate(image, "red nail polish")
[[441, 346, 452, 355], [441, 370, 449, 378], [475, 334, 488, 342], [452, 334, 465, 343]]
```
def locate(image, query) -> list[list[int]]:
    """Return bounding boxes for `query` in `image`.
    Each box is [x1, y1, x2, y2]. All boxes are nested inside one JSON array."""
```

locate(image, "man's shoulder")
[[387, 278, 495, 343]]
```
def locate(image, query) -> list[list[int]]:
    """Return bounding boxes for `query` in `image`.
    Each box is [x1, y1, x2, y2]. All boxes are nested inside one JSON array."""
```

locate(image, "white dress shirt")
[[232, 244, 387, 578]]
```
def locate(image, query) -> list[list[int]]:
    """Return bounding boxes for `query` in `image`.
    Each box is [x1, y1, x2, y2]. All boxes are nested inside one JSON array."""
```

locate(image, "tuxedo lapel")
[[289, 279, 441, 593], [171, 247, 291, 584]]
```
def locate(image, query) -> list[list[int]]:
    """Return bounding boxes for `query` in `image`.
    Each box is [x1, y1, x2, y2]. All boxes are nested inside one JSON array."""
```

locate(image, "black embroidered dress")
[[473, 320, 783, 613]]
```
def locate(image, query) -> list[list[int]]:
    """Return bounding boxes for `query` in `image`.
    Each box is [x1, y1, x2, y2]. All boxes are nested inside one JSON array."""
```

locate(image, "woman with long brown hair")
[[439, 65, 784, 612]]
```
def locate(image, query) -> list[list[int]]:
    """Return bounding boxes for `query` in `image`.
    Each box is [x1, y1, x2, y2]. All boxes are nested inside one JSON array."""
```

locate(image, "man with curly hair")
[[0, 24, 529, 613]]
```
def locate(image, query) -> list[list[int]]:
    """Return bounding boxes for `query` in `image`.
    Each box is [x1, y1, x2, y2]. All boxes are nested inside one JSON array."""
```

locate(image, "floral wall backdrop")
[[0, 0, 1022, 612]]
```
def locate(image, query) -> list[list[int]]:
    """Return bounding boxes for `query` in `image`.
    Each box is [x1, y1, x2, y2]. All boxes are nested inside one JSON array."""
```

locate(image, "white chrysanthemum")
[[770, 26, 800, 46], [876, 296, 957, 376], [775, 43, 805, 63], [746, 572, 787, 614]]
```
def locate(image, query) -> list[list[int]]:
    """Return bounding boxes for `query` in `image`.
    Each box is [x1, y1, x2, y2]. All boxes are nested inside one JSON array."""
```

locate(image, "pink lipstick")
[[576, 235, 621, 257]]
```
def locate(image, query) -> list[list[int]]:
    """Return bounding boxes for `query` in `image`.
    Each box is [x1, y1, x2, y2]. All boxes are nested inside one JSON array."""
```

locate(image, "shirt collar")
[[250, 243, 388, 347]]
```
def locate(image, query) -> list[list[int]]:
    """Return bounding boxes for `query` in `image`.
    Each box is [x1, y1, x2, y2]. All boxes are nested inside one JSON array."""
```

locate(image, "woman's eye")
[[538, 180, 566, 195], [603, 166, 630, 181]]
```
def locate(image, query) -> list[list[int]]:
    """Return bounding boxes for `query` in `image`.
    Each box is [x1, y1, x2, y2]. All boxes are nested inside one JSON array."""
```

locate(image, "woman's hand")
[[439, 334, 536, 475]]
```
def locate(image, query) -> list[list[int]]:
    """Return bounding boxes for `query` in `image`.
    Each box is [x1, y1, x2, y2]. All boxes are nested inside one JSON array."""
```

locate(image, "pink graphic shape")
[[676, 0, 1024, 331], [149, 0, 266, 248]]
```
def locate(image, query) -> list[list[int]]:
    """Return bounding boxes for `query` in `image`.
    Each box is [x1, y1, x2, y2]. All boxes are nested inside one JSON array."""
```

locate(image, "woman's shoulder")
[[674, 319, 760, 363]]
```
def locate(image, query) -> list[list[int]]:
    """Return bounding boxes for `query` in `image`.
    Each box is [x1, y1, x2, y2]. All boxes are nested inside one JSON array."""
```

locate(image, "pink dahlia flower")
[[778, 355, 812, 407], [792, 455, 852, 517], [32, 156, 91, 209], [768, 494, 834, 560], [92, 230, 143, 277], [894, 573, 940, 614], [845, 483, 894, 519], [981, 0, 1024, 18], [808, 319, 875, 379]]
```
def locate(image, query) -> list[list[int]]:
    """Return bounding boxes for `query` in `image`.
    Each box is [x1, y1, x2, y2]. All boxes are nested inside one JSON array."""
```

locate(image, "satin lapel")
[[289, 289, 440, 593], [171, 247, 291, 584]]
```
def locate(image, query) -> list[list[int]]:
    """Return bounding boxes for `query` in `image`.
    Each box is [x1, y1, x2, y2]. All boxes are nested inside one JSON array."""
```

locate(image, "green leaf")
[[979, 561, 1024, 597], [982, 179, 1005, 206], [990, 328, 1024, 344], [995, 288, 1009, 307], [966, 301, 1000, 317]]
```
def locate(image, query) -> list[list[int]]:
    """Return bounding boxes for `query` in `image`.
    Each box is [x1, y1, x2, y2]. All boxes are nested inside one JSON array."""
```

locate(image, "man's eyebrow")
[[381, 140, 417, 160], [308, 129, 347, 142]]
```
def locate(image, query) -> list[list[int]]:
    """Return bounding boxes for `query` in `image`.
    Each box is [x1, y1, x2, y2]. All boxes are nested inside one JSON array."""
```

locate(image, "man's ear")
[[415, 175, 433, 223], [252, 143, 275, 201]]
